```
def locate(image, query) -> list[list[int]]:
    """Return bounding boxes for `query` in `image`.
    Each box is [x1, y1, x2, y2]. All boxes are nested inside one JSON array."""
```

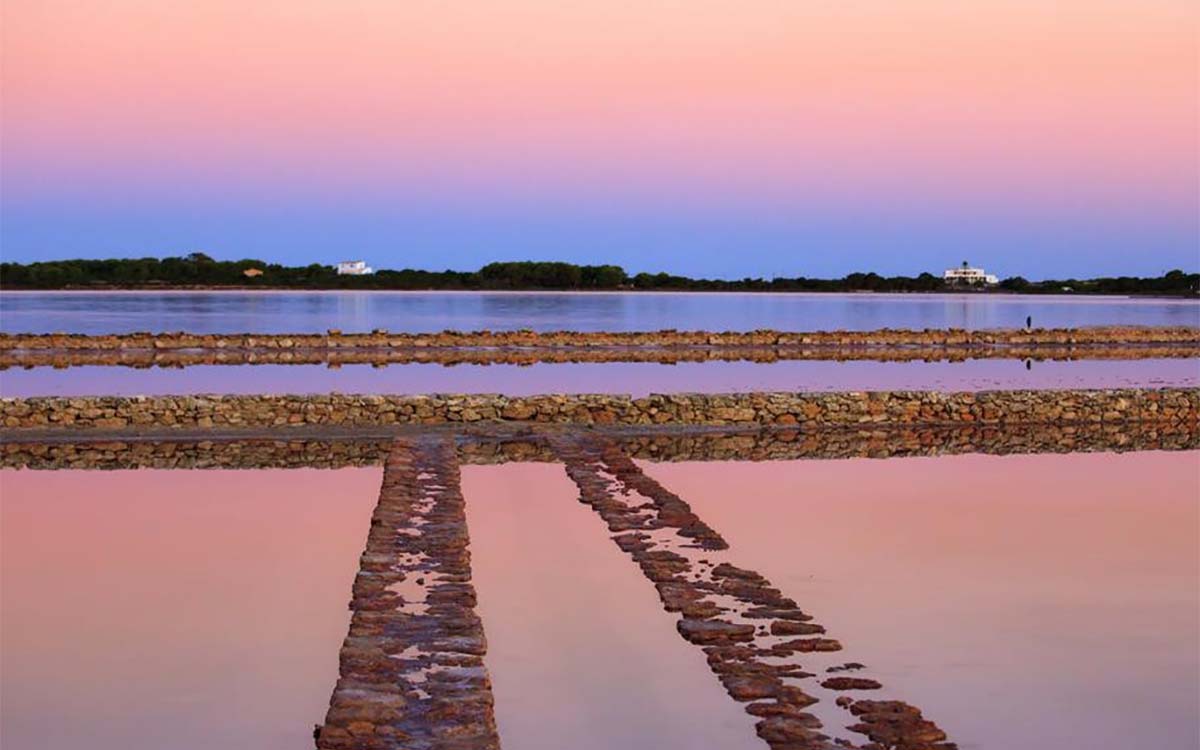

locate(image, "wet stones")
[[744, 606, 816, 623], [839, 699, 956, 749], [821, 677, 883, 691], [678, 618, 757, 645], [658, 582, 723, 618], [315, 438, 500, 750], [770, 638, 844, 655], [755, 715, 829, 747], [552, 435, 959, 750], [713, 562, 767, 581], [719, 671, 785, 701], [771, 621, 827, 636]]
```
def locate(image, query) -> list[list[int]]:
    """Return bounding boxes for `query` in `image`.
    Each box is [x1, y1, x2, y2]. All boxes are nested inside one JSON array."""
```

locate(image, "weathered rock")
[[315, 439, 500, 750], [821, 677, 883, 691], [677, 618, 756, 645], [2, 387, 1194, 431]]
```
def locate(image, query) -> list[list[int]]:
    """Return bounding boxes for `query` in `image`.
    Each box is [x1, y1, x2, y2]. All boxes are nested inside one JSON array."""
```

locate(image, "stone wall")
[[2, 388, 1195, 431], [4, 421, 1196, 471], [2, 325, 1196, 351], [4, 342, 1195, 370]]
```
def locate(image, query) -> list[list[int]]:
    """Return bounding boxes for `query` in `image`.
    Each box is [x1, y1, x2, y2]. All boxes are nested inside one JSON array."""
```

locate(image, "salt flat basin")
[[1, 356, 1197, 398], [1, 448, 1197, 749], [0, 467, 381, 750], [639, 451, 1200, 749]]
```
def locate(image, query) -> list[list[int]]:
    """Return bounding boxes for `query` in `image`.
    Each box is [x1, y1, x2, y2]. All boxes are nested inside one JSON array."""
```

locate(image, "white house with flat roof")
[[336, 260, 374, 276], [943, 261, 998, 285]]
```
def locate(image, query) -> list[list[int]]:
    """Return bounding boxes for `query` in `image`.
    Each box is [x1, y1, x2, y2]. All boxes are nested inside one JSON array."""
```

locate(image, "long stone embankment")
[[1, 326, 1195, 369], [4, 325, 1197, 350], [3, 420, 1197, 471], [4, 342, 1194, 369], [2, 388, 1195, 431]]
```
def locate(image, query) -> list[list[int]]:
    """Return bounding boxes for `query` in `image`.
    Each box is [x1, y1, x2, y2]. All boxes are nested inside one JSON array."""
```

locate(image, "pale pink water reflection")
[[0, 468, 381, 750], [641, 451, 1200, 749], [3, 452, 1196, 749], [461, 463, 762, 750]]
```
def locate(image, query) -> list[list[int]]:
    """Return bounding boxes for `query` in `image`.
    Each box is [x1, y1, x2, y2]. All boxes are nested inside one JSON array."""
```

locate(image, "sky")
[[2, 0, 1197, 279]]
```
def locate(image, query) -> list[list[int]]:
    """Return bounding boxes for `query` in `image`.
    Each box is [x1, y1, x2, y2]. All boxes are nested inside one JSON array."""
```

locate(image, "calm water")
[[3, 450, 1197, 749], [468, 452, 1199, 750], [2, 291, 1197, 334], [2, 357, 1197, 397], [462, 463, 762, 750], [0, 468, 380, 750]]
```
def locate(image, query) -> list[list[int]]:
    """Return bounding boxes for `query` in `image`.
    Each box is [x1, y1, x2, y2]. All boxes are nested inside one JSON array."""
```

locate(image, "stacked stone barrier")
[[2, 325, 1196, 352], [3, 342, 1197, 370], [3, 421, 1196, 470], [1, 387, 1195, 431]]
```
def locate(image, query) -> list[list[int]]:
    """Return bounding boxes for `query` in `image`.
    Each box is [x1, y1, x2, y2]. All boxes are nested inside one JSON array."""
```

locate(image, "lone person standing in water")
[[1026, 315, 1032, 330]]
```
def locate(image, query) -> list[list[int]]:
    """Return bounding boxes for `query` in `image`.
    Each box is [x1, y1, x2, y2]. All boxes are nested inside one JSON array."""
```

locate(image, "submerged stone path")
[[552, 434, 956, 750], [315, 437, 500, 750]]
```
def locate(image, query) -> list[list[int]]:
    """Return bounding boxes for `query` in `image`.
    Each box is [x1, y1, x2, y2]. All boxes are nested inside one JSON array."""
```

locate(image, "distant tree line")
[[0, 254, 1196, 296]]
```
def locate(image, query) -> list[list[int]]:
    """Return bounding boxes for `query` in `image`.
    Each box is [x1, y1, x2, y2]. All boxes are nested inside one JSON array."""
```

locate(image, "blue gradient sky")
[[2, 0, 1197, 278]]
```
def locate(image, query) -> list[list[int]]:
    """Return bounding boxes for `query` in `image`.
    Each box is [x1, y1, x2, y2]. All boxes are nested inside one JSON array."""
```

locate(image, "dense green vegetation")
[[1, 253, 1196, 296]]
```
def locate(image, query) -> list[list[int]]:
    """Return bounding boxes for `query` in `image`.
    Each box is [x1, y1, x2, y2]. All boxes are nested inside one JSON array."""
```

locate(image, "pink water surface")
[[0, 468, 381, 750], [3, 357, 1197, 397], [461, 463, 762, 750], [3, 451, 1197, 749], [641, 451, 1200, 749]]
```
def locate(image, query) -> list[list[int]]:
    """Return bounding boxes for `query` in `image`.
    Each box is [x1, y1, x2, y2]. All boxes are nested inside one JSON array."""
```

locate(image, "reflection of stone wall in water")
[[3, 420, 1196, 470]]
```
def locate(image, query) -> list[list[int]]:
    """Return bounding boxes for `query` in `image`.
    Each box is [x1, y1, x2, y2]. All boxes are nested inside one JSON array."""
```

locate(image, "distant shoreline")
[[4, 257, 1196, 297], [0, 286, 1197, 302]]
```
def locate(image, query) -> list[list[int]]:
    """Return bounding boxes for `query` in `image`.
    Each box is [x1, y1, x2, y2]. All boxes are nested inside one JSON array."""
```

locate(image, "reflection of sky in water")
[[3, 358, 1197, 397], [2, 291, 1197, 334], [642, 453, 1200, 750], [0, 467, 382, 750], [463, 464, 763, 750], [2, 453, 1195, 750]]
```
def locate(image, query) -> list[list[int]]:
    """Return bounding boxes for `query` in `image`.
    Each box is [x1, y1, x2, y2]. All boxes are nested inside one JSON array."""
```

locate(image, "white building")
[[943, 262, 998, 285], [336, 260, 374, 276]]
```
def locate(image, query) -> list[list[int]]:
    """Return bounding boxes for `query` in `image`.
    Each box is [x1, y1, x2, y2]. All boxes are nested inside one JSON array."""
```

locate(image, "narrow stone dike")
[[2, 326, 1195, 369], [316, 438, 501, 750], [2, 342, 1195, 370], [2, 387, 1195, 430], [3, 324, 1196, 351], [2, 419, 1197, 471], [553, 434, 955, 750]]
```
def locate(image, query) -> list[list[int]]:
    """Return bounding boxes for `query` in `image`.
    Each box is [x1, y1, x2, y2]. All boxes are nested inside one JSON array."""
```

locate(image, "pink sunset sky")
[[2, 0, 1197, 277]]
